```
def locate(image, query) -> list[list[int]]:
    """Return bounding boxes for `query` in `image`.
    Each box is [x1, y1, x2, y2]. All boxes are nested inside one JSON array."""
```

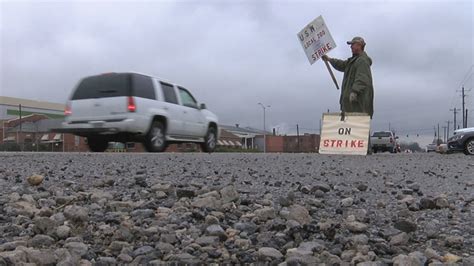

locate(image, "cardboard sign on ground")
[[297, 15, 337, 64], [319, 113, 371, 155]]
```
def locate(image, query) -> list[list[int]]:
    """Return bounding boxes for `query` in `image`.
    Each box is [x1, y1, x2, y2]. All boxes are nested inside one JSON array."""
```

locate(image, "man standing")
[[322, 37, 374, 118]]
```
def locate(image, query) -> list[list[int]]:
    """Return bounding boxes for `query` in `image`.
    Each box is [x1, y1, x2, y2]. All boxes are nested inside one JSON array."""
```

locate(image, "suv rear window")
[[72, 73, 156, 100], [132, 74, 155, 99], [373, 132, 392, 137], [72, 74, 131, 100]]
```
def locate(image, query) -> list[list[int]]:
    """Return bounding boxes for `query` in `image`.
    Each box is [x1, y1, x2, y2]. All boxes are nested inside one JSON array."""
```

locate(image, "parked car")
[[426, 143, 437, 152], [447, 128, 474, 155], [370, 131, 399, 153], [55, 72, 219, 152]]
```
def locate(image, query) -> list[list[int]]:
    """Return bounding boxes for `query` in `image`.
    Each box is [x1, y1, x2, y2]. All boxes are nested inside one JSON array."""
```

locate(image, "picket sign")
[[319, 113, 371, 155], [297, 15, 339, 90]]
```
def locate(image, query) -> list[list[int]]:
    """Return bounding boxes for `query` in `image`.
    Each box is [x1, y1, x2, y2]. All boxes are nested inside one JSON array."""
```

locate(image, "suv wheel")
[[201, 126, 217, 153], [464, 138, 474, 155], [87, 136, 109, 152], [145, 120, 167, 152]]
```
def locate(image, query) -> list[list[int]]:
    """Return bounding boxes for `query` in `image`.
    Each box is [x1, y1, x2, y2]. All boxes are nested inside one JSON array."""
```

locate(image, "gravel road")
[[0, 152, 473, 265]]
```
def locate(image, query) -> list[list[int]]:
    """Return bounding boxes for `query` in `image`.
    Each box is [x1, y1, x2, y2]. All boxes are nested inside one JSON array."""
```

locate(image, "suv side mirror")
[[395, 136, 399, 139], [200, 103, 207, 110]]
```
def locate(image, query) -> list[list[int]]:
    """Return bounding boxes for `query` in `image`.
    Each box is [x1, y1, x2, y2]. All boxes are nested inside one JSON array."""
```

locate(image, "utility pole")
[[437, 123, 440, 145], [459, 86, 471, 128], [296, 124, 300, 153], [19, 104, 22, 152], [446, 121, 451, 140], [450, 108, 459, 132], [442, 126, 447, 143], [389, 122, 391, 132], [462, 87, 465, 128], [258, 103, 270, 153], [466, 109, 469, 128]]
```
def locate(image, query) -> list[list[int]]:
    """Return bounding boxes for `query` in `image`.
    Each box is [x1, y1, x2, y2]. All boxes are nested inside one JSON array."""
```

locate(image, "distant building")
[[220, 124, 268, 149], [1, 114, 89, 152], [254, 134, 320, 153], [0, 96, 65, 120]]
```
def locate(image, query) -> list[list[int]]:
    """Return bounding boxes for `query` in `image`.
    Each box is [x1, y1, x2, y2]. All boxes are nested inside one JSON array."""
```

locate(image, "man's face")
[[351, 42, 363, 55]]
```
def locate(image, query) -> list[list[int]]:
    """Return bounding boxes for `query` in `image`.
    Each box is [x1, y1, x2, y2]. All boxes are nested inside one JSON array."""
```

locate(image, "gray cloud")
[[1, 0, 473, 145]]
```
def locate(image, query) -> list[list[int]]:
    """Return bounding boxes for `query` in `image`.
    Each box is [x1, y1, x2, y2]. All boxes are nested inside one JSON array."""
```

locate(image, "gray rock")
[[33, 216, 56, 234], [234, 222, 257, 234], [390, 232, 410, 246], [64, 242, 88, 257], [257, 247, 283, 260], [351, 234, 369, 246], [133, 245, 154, 257], [420, 197, 436, 209], [0, 248, 27, 265], [28, 234, 55, 248], [424, 247, 442, 261], [55, 248, 75, 266], [424, 220, 439, 238], [191, 196, 221, 209], [117, 253, 133, 263], [445, 235, 464, 248], [176, 188, 196, 198], [312, 183, 331, 193], [206, 224, 227, 240], [19, 247, 56, 265], [435, 196, 449, 208], [108, 241, 131, 252], [155, 242, 174, 254], [288, 204, 311, 225], [220, 185, 239, 203], [151, 183, 175, 194], [167, 253, 198, 263], [195, 236, 219, 246], [319, 251, 343, 265], [298, 241, 325, 253], [254, 207, 276, 221], [346, 221, 368, 233], [314, 189, 325, 198], [357, 261, 386, 266], [394, 219, 417, 233], [356, 183, 368, 191], [96, 256, 117, 265], [392, 254, 419, 266], [0, 241, 27, 252], [56, 225, 71, 239], [462, 256, 474, 266], [130, 209, 155, 219], [408, 251, 427, 265], [64, 205, 89, 223], [301, 185, 311, 194], [341, 197, 354, 207]]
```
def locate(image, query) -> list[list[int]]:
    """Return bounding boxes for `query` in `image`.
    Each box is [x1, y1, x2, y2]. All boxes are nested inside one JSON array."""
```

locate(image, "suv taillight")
[[127, 96, 136, 112], [64, 104, 72, 116], [390, 137, 393, 143]]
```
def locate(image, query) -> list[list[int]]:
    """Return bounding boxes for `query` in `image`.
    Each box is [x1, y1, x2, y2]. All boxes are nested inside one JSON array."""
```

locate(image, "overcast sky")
[[1, 0, 473, 145]]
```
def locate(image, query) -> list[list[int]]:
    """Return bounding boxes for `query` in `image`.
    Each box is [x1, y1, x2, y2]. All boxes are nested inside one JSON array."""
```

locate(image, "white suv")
[[57, 72, 219, 152]]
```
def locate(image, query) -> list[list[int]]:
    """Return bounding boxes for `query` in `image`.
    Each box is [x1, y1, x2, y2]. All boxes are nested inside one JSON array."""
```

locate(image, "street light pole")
[[258, 103, 270, 153]]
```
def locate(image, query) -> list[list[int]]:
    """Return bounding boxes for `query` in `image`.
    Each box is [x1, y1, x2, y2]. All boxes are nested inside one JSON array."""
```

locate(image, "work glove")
[[322, 55, 330, 62], [349, 92, 358, 103]]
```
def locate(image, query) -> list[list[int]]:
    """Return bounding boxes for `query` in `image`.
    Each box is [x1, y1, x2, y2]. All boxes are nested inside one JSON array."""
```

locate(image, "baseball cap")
[[347, 36, 366, 45]]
